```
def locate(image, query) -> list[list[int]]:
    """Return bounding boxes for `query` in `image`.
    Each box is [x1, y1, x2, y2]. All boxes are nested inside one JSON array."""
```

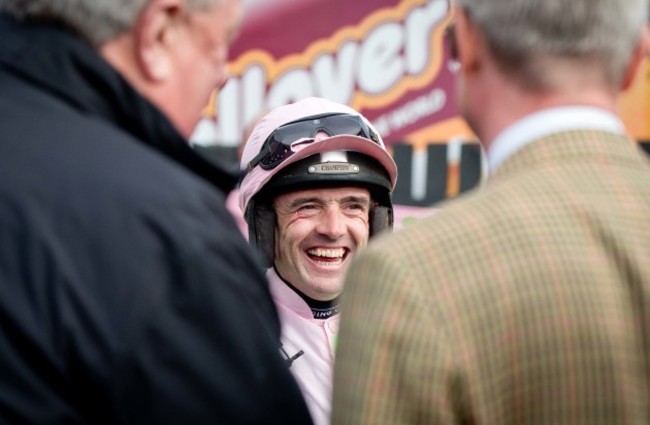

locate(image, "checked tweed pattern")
[[332, 130, 650, 425]]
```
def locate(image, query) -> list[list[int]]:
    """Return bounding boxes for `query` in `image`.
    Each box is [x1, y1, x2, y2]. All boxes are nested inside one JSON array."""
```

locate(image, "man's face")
[[273, 186, 371, 301], [172, 0, 243, 136]]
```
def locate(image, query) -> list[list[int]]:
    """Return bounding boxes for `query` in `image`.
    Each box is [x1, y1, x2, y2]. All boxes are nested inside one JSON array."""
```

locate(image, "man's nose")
[[316, 206, 346, 239]]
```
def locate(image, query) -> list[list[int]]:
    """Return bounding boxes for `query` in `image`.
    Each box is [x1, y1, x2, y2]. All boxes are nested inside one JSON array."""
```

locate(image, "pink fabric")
[[225, 188, 248, 238], [267, 268, 339, 425], [393, 204, 438, 230]]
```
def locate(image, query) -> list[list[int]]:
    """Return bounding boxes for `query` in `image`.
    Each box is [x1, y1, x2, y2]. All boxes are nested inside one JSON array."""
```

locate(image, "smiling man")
[[239, 97, 397, 425]]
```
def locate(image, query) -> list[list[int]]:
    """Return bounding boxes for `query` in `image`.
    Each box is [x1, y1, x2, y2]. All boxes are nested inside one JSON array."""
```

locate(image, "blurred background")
[[192, 0, 650, 225]]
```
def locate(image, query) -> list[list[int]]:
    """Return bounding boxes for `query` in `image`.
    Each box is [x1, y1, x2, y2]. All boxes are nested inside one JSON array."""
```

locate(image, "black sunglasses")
[[246, 112, 381, 171]]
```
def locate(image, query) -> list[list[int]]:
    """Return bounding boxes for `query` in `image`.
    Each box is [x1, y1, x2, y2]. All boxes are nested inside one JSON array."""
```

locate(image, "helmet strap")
[[245, 201, 276, 269], [369, 205, 393, 237]]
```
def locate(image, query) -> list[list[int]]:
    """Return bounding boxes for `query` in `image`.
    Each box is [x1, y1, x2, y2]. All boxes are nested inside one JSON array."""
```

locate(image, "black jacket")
[[0, 14, 311, 424]]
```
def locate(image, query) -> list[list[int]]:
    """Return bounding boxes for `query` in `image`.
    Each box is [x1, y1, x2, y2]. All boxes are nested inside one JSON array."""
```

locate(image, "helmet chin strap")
[[370, 205, 393, 237], [245, 200, 276, 269]]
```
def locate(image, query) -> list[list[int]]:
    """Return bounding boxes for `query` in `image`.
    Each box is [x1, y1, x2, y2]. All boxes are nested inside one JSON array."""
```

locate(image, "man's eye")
[[346, 203, 368, 211]]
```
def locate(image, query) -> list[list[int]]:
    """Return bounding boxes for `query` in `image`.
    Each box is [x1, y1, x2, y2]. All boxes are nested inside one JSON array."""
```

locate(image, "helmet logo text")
[[308, 163, 361, 174]]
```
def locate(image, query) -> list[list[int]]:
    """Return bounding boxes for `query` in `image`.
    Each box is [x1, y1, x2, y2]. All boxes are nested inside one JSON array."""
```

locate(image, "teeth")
[[308, 248, 345, 258]]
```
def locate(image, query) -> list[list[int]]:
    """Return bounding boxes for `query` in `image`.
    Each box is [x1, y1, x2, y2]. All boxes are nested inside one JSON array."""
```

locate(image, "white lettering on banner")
[[268, 69, 313, 108], [312, 42, 358, 105], [243, 65, 266, 126], [373, 88, 446, 138], [358, 23, 404, 94], [405, 0, 442, 74], [191, 0, 450, 146]]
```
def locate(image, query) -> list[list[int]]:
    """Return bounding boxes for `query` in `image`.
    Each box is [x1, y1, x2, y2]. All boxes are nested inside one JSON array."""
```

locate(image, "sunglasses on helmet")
[[246, 112, 381, 171]]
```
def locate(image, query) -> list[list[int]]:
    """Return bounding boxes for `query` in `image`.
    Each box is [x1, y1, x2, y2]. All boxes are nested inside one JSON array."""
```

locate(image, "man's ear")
[[454, 5, 483, 76], [620, 25, 650, 91], [133, 0, 184, 82]]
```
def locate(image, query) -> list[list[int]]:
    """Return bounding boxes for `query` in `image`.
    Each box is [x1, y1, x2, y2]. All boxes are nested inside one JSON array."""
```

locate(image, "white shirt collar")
[[487, 106, 625, 174]]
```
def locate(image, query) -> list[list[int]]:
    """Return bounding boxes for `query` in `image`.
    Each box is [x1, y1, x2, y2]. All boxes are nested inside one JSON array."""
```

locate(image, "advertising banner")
[[193, 0, 650, 227]]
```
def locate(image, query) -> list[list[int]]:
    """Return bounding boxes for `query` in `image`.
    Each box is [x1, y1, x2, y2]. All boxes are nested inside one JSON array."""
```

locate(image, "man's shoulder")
[[363, 181, 544, 277], [378, 185, 509, 241]]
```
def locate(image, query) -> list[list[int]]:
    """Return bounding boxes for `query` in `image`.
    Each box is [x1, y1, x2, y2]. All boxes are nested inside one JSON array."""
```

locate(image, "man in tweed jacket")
[[331, 0, 650, 423]]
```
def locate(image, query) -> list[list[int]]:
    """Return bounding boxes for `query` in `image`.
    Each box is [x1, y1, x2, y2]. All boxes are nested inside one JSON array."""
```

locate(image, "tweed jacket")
[[332, 130, 650, 424]]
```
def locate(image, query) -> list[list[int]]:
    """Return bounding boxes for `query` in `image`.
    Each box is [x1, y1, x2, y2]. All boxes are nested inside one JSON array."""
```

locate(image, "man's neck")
[[275, 268, 341, 319]]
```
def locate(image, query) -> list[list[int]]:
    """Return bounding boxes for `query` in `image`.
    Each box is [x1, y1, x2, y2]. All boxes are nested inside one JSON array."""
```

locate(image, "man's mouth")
[[307, 247, 347, 263]]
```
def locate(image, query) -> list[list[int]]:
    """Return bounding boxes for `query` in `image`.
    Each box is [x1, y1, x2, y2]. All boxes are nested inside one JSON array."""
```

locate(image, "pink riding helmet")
[[238, 97, 398, 267]]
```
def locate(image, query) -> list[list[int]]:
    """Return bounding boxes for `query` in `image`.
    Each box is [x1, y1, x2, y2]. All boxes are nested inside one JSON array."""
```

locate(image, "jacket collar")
[[0, 13, 238, 193], [487, 107, 624, 174], [491, 130, 644, 182]]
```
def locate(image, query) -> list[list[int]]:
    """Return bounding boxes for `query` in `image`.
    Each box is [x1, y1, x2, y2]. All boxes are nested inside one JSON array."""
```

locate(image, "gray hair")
[[0, 0, 224, 47], [455, 0, 649, 89]]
